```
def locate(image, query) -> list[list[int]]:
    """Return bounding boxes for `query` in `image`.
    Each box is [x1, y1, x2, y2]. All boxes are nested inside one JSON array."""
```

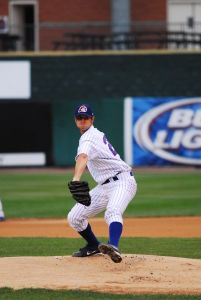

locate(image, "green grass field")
[[0, 237, 201, 259], [0, 170, 201, 299], [0, 171, 201, 218], [1, 288, 201, 300]]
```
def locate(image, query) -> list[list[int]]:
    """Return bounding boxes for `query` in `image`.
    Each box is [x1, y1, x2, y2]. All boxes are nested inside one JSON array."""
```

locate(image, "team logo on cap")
[[78, 105, 87, 113]]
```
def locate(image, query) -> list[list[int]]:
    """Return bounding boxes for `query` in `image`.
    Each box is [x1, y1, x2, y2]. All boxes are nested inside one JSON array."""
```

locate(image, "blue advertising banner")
[[124, 97, 201, 166]]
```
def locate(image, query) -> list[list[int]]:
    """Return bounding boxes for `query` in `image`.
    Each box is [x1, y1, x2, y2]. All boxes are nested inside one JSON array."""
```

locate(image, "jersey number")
[[103, 134, 117, 156]]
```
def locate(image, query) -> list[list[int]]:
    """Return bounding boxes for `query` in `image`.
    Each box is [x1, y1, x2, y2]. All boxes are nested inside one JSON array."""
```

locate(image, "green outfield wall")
[[0, 50, 201, 166], [52, 98, 124, 165]]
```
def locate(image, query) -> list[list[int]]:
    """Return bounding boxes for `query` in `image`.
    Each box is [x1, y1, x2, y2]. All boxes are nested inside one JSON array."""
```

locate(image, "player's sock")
[[78, 223, 99, 246], [109, 221, 123, 248]]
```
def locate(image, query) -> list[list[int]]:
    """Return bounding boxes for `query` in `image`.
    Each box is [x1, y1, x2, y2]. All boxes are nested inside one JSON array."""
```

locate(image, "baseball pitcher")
[[68, 104, 137, 263]]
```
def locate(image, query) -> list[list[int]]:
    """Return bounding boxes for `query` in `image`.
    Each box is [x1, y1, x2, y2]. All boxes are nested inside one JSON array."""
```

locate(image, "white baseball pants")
[[68, 172, 137, 232]]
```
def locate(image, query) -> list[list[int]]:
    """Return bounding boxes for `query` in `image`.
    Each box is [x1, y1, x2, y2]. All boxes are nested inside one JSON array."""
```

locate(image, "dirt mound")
[[0, 254, 201, 295]]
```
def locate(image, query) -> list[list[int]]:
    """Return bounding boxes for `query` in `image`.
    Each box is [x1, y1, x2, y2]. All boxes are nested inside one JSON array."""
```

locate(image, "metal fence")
[[1, 21, 201, 51]]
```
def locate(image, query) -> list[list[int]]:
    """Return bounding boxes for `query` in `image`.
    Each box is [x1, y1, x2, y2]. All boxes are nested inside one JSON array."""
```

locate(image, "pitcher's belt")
[[102, 171, 133, 185]]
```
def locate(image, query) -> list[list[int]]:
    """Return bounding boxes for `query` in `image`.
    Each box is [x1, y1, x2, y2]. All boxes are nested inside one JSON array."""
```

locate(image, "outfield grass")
[[1, 288, 201, 300], [0, 237, 201, 259], [0, 171, 201, 218]]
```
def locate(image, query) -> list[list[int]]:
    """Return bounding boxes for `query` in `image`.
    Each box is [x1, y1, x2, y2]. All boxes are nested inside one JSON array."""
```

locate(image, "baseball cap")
[[75, 104, 94, 117]]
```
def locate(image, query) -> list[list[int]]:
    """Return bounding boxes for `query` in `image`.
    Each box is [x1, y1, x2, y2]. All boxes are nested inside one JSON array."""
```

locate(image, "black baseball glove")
[[68, 181, 91, 206]]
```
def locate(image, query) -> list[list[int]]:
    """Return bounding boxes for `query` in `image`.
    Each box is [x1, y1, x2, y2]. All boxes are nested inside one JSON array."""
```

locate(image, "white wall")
[[0, 61, 31, 99]]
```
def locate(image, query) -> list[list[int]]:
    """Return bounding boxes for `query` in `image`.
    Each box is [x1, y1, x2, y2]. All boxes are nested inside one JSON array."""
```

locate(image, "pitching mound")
[[1, 254, 201, 295]]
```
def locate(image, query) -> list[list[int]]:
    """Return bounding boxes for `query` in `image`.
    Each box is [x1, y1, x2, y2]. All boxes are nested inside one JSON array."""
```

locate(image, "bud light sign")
[[124, 97, 201, 166]]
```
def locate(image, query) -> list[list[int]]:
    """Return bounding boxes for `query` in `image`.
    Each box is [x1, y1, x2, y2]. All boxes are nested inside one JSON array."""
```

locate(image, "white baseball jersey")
[[76, 125, 131, 184], [68, 125, 137, 232]]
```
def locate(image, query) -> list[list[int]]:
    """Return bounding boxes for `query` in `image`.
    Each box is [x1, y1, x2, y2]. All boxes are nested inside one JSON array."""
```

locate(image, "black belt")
[[102, 171, 133, 185]]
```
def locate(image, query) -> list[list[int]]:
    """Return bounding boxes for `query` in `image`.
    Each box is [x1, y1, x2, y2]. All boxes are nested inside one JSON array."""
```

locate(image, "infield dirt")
[[0, 216, 201, 237]]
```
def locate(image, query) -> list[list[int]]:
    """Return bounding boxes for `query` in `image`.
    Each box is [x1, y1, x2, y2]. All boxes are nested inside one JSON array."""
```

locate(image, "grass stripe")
[[0, 288, 201, 300], [0, 237, 201, 259], [0, 172, 201, 218]]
